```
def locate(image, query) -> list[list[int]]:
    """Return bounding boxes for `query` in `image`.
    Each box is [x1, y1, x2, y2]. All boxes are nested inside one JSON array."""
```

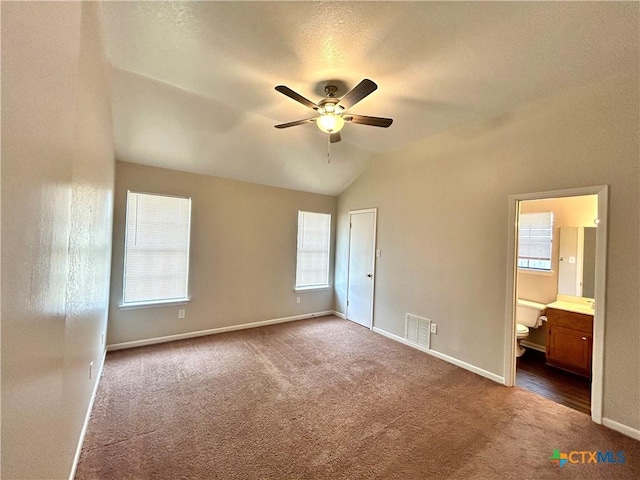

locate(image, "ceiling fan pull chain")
[[327, 135, 331, 164]]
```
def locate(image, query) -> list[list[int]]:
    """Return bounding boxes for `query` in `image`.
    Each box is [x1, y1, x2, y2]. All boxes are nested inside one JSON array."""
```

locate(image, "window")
[[295, 211, 331, 289], [518, 212, 554, 271], [122, 192, 192, 306]]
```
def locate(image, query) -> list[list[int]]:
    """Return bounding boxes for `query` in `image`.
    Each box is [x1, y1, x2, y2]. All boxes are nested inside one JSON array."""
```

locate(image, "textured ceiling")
[[101, 1, 638, 195]]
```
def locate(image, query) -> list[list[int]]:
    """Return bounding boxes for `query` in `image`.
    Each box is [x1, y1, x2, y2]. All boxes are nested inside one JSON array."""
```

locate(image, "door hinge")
[[350, 223, 352, 228], [347, 300, 349, 306]]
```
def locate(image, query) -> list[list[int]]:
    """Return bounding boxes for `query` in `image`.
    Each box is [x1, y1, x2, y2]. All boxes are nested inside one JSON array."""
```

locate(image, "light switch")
[[569, 256, 576, 264], [376, 249, 381, 258]]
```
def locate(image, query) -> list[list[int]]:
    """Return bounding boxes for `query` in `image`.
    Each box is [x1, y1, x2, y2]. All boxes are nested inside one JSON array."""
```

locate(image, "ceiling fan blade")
[[345, 114, 393, 128], [274, 118, 317, 129], [275, 85, 318, 110], [329, 132, 341, 143], [337, 79, 377, 110]]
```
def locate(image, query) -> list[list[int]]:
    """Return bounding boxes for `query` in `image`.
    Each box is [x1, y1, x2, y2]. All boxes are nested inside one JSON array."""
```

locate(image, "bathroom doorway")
[[503, 186, 607, 424]]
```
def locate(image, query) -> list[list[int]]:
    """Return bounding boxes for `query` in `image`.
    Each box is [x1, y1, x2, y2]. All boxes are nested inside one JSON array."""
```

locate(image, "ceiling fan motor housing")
[[318, 98, 341, 115]]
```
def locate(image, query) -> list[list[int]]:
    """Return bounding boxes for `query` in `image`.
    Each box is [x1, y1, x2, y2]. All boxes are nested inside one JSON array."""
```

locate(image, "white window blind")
[[123, 192, 192, 306], [296, 211, 331, 289], [518, 212, 554, 271]]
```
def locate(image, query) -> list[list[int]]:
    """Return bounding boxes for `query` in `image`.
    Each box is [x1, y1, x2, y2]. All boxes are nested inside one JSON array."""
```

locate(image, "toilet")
[[515, 299, 546, 357]]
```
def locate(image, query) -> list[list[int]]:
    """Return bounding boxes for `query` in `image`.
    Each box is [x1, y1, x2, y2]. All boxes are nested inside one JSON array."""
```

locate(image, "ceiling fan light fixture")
[[316, 113, 345, 133]]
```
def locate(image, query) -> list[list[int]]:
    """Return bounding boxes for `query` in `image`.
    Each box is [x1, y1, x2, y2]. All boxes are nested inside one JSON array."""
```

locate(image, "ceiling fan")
[[274, 79, 393, 143]]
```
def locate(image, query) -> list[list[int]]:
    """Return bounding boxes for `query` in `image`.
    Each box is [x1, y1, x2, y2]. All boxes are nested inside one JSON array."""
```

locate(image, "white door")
[[347, 209, 377, 328]]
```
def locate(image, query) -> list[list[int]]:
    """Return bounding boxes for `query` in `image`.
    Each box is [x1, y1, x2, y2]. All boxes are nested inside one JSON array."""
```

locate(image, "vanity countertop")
[[546, 300, 594, 316]]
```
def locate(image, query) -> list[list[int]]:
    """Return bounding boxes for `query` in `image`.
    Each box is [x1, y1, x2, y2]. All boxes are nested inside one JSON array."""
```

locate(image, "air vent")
[[405, 313, 431, 349]]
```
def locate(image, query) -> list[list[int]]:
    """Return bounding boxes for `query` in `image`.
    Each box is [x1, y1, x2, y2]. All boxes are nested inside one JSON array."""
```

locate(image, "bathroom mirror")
[[558, 227, 596, 298]]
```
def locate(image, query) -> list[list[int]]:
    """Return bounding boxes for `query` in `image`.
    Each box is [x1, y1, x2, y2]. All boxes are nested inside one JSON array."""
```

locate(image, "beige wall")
[[108, 162, 336, 345], [336, 71, 639, 431], [518, 195, 597, 347], [1, 3, 114, 479]]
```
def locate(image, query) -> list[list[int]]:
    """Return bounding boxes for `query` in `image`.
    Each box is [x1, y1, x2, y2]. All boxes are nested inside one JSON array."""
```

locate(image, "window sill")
[[294, 286, 332, 293], [119, 299, 190, 310], [518, 268, 554, 277]]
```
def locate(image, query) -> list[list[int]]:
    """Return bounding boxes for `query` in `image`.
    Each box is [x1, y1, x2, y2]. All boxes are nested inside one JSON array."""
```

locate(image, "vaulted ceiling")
[[101, 2, 638, 195]]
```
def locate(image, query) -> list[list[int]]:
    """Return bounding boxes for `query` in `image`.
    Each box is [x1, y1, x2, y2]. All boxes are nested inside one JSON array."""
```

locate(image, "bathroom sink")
[[545, 300, 594, 316]]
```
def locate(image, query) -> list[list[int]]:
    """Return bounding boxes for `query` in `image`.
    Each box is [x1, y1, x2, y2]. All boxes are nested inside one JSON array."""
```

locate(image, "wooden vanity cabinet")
[[545, 307, 593, 378]]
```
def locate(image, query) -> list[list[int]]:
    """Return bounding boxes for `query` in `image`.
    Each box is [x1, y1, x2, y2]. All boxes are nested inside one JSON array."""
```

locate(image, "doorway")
[[346, 208, 377, 329], [504, 186, 608, 424]]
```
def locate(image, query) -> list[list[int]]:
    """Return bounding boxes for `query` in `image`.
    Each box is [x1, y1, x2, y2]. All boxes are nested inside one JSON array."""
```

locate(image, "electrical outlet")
[[430, 323, 437, 334], [178, 309, 186, 319], [296, 296, 301, 304], [89, 361, 94, 380]]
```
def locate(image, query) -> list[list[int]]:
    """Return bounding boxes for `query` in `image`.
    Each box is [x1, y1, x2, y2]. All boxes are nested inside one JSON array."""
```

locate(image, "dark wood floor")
[[516, 349, 591, 415]]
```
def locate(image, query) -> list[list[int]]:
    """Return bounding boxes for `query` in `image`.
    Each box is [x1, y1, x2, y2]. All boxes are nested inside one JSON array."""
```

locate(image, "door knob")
[[367, 273, 372, 278], [582, 336, 587, 340]]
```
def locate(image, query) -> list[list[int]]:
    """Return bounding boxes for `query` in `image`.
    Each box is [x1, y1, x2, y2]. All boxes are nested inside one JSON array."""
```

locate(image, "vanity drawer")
[[545, 308, 592, 334]]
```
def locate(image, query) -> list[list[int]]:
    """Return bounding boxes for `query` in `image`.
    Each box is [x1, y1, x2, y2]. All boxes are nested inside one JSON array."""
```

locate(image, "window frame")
[[517, 211, 554, 274], [294, 210, 332, 291], [120, 191, 192, 308]]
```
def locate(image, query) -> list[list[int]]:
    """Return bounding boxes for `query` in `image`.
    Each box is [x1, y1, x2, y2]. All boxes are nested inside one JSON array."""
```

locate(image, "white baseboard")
[[332, 310, 346, 319], [69, 348, 107, 480], [372, 327, 504, 384], [602, 417, 640, 441], [520, 340, 546, 353], [107, 311, 335, 351]]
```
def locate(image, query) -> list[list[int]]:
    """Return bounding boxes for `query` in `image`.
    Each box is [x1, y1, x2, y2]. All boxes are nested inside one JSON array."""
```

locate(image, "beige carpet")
[[76, 316, 640, 479]]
